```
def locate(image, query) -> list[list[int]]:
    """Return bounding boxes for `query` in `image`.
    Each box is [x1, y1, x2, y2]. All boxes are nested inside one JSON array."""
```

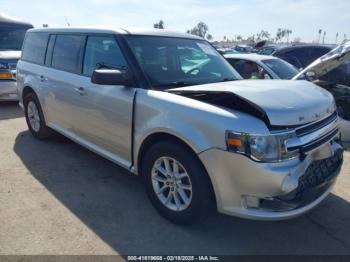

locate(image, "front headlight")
[[226, 131, 298, 162]]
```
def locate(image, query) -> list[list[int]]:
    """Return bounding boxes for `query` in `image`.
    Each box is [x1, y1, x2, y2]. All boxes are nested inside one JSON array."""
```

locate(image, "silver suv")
[[17, 27, 344, 225]]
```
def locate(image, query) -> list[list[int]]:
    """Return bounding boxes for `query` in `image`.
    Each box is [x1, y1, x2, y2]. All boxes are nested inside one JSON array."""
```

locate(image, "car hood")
[[292, 40, 350, 80], [168, 80, 336, 126], [0, 50, 21, 60]]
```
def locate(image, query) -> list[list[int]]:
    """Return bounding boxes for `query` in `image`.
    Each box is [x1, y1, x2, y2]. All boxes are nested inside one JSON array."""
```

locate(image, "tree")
[[206, 34, 213, 41], [276, 28, 282, 42], [236, 35, 243, 42], [247, 35, 255, 43], [187, 22, 209, 38], [285, 29, 292, 43], [153, 19, 164, 29], [318, 29, 322, 43], [257, 30, 270, 41], [322, 31, 326, 44]]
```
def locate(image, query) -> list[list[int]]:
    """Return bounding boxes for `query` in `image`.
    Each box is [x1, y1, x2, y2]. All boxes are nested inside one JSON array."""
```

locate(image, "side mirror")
[[91, 69, 134, 86]]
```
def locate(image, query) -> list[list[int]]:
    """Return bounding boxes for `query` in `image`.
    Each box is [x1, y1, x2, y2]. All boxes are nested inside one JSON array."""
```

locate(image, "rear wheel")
[[142, 141, 213, 225], [24, 92, 52, 139]]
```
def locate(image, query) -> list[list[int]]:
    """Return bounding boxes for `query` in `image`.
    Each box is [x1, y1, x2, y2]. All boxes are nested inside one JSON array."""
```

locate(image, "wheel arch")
[[137, 132, 217, 205], [22, 86, 36, 101]]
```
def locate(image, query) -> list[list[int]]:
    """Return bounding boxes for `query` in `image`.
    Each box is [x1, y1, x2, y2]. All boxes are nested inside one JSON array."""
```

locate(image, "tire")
[[24, 92, 52, 139], [142, 141, 214, 225]]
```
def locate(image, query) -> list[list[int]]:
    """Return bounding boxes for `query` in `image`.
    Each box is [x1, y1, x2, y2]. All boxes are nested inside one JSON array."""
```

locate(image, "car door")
[[42, 34, 86, 132], [71, 35, 136, 167]]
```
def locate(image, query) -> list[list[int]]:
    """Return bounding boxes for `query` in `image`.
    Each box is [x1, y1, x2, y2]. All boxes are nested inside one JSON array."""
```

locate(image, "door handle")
[[74, 86, 87, 95]]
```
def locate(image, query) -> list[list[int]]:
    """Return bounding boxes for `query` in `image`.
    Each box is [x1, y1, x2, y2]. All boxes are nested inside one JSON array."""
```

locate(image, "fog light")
[[243, 195, 260, 208]]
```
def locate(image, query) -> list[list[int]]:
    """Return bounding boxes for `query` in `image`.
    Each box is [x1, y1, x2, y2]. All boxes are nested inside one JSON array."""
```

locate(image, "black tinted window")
[[45, 35, 56, 66], [52, 35, 84, 73], [0, 27, 31, 51], [83, 36, 127, 76], [22, 32, 49, 64], [309, 47, 330, 61]]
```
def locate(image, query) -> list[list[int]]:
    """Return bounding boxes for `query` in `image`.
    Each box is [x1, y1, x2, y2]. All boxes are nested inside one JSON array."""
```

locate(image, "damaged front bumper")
[[199, 140, 343, 220]]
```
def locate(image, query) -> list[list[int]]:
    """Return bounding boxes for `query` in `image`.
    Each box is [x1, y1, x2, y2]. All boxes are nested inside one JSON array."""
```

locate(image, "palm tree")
[[276, 28, 282, 43], [322, 31, 326, 44], [318, 29, 322, 43], [286, 29, 292, 44]]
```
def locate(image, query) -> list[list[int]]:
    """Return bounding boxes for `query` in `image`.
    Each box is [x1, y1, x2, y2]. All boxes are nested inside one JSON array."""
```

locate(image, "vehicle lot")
[[0, 102, 350, 255]]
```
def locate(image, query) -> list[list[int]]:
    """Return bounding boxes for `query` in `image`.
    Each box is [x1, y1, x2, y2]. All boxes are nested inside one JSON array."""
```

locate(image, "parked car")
[[224, 53, 299, 80], [257, 46, 278, 55], [217, 48, 239, 55], [272, 44, 350, 86], [224, 42, 350, 147], [233, 44, 253, 53], [0, 14, 33, 101], [17, 27, 343, 225]]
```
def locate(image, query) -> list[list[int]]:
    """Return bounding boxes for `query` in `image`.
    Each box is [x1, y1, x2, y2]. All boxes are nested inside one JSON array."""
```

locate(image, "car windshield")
[[0, 27, 28, 51], [125, 36, 239, 89], [262, 58, 299, 79]]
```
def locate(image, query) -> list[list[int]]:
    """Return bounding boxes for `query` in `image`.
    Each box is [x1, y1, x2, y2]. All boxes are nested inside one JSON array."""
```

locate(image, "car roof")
[[274, 44, 333, 54], [224, 53, 277, 62], [0, 13, 33, 28], [28, 26, 203, 39]]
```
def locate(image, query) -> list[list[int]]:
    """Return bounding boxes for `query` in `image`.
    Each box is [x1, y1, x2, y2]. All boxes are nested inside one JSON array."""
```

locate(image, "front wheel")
[[142, 141, 214, 225]]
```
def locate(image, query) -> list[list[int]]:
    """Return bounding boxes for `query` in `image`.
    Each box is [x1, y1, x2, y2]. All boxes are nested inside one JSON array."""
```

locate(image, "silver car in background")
[[17, 27, 343, 224], [224, 47, 350, 148], [0, 14, 33, 101]]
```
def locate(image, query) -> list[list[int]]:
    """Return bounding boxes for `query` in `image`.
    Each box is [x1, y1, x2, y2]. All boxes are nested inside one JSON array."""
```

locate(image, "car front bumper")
[[199, 140, 343, 220], [0, 80, 18, 101]]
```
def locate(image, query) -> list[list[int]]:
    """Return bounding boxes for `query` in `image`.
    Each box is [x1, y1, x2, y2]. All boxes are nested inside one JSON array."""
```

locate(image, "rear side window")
[[22, 32, 49, 65], [52, 35, 85, 73], [83, 36, 127, 76]]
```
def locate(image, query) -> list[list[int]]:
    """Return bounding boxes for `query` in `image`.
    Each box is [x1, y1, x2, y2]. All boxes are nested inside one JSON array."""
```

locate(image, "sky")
[[2, 0, 349, 43]]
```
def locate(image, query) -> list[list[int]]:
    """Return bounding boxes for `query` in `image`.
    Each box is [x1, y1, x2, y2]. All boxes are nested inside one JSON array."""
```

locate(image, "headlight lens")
[[226, 131, 298, 162]]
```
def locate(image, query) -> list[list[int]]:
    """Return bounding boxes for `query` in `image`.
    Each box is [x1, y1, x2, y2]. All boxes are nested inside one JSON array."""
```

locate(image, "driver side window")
[[83, 36, 127, 76]]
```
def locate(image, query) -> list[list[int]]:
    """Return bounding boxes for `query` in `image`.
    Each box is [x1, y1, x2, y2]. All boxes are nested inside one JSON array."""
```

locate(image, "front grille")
[[296, 148, 343, 198], [295, 111, 337, 137], [260, 148, 343, 211], [288, 127, 339, 152]]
